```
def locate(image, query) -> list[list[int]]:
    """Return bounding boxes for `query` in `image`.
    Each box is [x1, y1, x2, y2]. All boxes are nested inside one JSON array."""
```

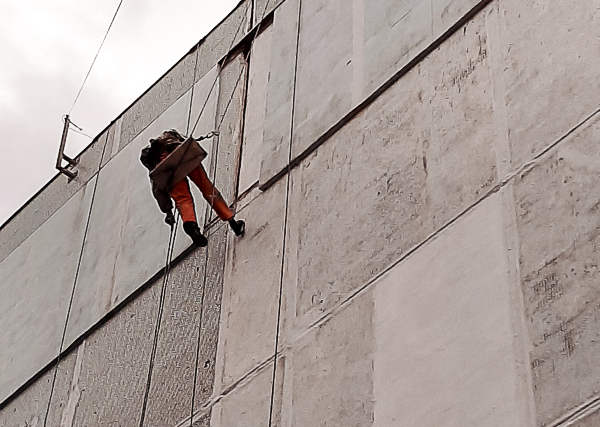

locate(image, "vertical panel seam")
[[268, 0, 302, 424]]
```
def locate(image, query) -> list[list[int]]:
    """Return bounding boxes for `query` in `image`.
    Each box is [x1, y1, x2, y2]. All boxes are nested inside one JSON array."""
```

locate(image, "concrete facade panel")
[[69, 284, 161, 427], [211, 366, 273, 427], [292, 0, 353, 159], [259, 0, 300, 187], [0, 177, 96, 403], [0, 351, 77, 427], [120, 50, 198, 150], [514, 114, 600, 278], [285, 72, 430, 329], [289, 292, 374, 427], [372, 193, 529, 426], [285, 10, 497, 330], [500, 0, 600, 167], [575, 408, 600, 427], [195, 0, 251, 82], [143, 248, 207, 427], [101, 117, 123, 167], [514, 118, 600, 425], [363, 0, 433, 97], [66, 93, 194, 346], [193, 225, 228, 408], [0, 133, 107, 264], [239, 25, 273, 194], [255, 0, 285, 25], [216, 178, 287, 388], [423, 14, 497, 228], [433, 0, 484, 36]]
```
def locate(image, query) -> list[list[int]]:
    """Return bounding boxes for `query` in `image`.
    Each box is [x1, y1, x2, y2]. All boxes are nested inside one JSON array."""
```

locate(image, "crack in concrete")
[[547, 394, 600, 427]]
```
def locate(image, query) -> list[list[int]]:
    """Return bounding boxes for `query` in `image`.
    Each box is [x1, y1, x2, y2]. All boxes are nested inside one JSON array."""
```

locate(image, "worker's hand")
[[164, 211, 175, 226]]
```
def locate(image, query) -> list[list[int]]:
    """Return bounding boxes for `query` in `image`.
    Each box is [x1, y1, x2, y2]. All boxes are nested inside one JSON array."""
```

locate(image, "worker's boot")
[[183, 221, 208, 247], [229, 218, 245, 237]]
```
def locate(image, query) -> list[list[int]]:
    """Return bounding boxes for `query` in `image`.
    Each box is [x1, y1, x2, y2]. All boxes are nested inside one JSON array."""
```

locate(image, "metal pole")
[[56, 115, 70, 170], [56, 115, 78, 180]]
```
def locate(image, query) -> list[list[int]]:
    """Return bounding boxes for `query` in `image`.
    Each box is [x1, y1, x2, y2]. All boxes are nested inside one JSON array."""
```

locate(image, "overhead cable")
[[68, 0, 125, 115]]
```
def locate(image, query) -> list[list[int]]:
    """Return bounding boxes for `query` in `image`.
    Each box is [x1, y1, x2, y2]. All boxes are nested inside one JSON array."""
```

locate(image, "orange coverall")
[[159, 152, 233, 223]]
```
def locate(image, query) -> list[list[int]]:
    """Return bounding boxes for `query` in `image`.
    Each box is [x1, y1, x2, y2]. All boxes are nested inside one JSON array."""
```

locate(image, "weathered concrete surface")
[[363, 0, 432, 97], [0, 177, 96, 403], [66, 93, 194, 346], [254, 0, 285, 25], [514, 113, 600, 278], [433, 0, 484, 36], [291, 0, 488, 165], [576, 407, 600, 427], [0, 351, 77, 427], [142, 248, 207, 427], [239, 25, 273, 194], [371, 193, 531, 426], [195, 0, 251, 83], [1, 226, 227, 425], [120, 51, 198, 150], [215, 178, 287, 389], [210, 366, 274, 427], [514, 115, 600, 426], [259, 0, 300, 187], [101, 117, 123, 167], [284, 12, 498, 330], [288, 292, 374, 427], [193, 225, 229, 410], [291, 0, 353, 159], [500, 0, 600, 168], [0, 133, 107, 264], [69, 283, 161, 426]]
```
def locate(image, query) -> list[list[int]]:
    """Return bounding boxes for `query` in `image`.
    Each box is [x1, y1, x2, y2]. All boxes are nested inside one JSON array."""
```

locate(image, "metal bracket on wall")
[[56, 115, 78, 181]]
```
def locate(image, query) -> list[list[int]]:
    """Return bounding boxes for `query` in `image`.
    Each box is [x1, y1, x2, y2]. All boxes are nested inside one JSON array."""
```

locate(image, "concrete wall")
[[3, 0, 600, 426]]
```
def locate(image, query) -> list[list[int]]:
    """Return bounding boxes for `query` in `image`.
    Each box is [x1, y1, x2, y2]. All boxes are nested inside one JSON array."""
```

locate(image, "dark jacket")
[[140, 138, 207, 214], [140, 139, 180, 172]]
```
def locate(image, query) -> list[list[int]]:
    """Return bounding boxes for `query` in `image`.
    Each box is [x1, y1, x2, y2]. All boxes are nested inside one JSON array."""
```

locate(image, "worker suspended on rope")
[[140, 129, 245, 247]]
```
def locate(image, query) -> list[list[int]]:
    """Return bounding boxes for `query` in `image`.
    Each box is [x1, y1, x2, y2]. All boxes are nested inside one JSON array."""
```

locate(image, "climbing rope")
[[138, 216, 179, 427], [69, 0, 124, 115]]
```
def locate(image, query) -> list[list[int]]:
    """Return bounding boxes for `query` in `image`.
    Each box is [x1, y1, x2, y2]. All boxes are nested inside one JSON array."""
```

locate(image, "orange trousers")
[[169, 164, 234, 223]]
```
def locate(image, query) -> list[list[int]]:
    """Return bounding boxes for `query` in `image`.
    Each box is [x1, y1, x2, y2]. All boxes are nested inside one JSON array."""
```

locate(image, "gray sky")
[[0, 0, 239, 225]]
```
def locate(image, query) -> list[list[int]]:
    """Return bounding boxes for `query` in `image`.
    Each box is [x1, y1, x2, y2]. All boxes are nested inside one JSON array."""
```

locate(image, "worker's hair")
[[149, 129, 186, 145]]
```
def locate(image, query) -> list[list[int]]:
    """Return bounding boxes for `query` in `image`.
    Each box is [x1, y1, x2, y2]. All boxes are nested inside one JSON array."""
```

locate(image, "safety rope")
[[69, 0, 125, 115], [138, 215, 179, 427], [42, 133, 110, 427], [265, 0, 293, 425]]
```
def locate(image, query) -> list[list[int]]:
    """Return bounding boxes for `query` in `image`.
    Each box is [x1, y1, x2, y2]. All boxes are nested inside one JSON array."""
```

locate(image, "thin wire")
[[267, 0, 295, 424], [69, 127, 94, 139], [42, 132, 110, 427], [69, 0, 125, 115], [138, 215, 179, 427]]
